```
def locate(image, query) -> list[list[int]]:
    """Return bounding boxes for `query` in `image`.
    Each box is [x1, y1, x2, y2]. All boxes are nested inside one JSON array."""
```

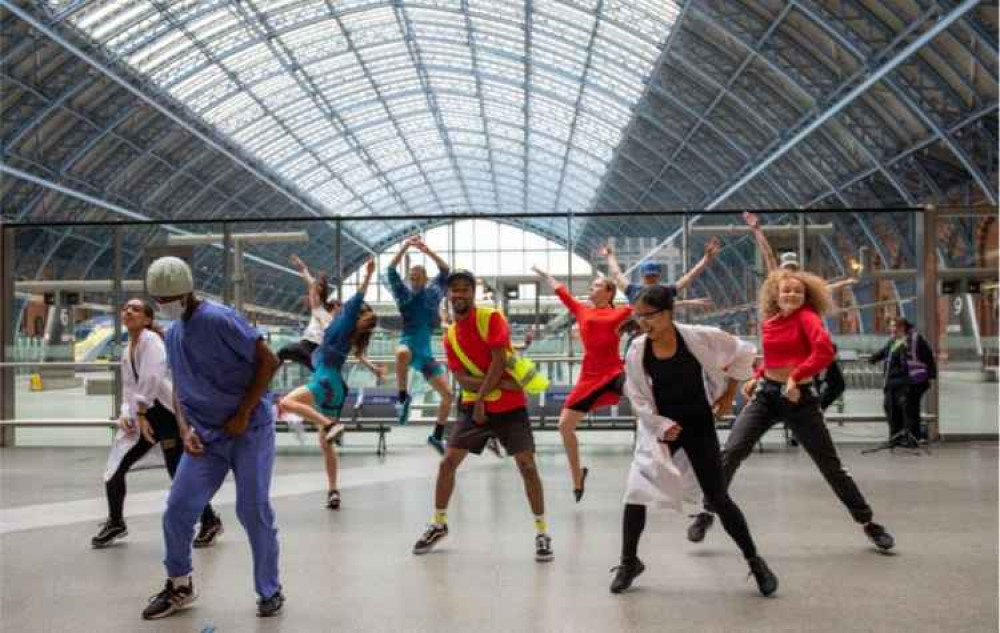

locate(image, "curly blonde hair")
[[759, 269, 833, 319]]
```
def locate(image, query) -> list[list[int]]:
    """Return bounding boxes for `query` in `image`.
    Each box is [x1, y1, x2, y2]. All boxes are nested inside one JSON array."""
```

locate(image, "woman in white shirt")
[[277, 255, 339, 372], [279, 255, 385, 380], [92, 299, 221, 549]]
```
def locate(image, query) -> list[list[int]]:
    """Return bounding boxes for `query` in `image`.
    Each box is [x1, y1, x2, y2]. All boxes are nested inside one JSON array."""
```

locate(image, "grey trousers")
[[710, 379, 874, 525]]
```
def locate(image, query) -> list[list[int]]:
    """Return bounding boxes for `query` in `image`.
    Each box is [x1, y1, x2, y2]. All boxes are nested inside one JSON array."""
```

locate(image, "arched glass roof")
[[52, 0, 681, 217]]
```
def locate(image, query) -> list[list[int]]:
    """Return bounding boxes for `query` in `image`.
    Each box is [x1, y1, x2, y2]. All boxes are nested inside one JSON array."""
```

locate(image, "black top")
[[643, 331, 713, 422], [869, 332, 937, 389]]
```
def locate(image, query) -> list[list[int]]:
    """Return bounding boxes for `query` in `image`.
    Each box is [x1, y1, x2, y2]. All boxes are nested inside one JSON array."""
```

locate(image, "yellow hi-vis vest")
[[446, 307, 549, 404]]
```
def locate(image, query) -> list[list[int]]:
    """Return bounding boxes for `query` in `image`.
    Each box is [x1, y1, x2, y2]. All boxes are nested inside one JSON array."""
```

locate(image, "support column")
[[1, 224, 15, 445], [681, 214, 690, 321], [566, 213, 574, 358], [335, 220, 343, 302], [111, 227, 123, 420], [916, 205, 940, 439], [798, 213, 808, 269], [222, 224, 232, 306]]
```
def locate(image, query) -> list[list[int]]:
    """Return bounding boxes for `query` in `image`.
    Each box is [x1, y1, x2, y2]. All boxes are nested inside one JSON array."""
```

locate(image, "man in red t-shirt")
[[412, 270, 552, 562]]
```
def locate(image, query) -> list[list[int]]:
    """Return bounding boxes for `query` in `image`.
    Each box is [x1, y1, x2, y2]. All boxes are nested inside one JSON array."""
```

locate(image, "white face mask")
[[157, 298, 185, 320]]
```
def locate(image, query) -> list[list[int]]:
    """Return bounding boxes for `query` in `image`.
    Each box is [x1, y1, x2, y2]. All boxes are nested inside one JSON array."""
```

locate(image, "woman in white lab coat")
[[92, 299, 220, 549], [610, 285, 777, 597]]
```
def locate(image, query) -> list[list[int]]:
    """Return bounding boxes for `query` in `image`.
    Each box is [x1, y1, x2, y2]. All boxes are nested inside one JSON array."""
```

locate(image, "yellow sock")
[[534, 515, 548, 534], [433, 510, 448, 526]]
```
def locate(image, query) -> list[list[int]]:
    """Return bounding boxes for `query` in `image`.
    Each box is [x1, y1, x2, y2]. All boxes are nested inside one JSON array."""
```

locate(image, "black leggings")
[[277, 339, 318, 373], [105, 403, 215, 525], [622, 413, 758, 563]]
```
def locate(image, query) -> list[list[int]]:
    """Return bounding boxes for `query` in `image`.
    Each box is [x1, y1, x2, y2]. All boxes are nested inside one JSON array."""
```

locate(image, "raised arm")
[[675, 236, 721, 293], [413, 237, 450, 274], [533, 264, 584, 316], [388, 238, 414, 271], [826, 277, 858, 292], [601, 244, 630, 293], [744, 211, 778, 273], [291, 255, 322, 310], [530, 265, 559, 292], [358, 257, 376, 297]]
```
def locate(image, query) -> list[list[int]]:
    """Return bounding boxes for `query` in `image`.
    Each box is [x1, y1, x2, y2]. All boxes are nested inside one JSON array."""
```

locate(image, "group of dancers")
[[92, 213, 897, 620]]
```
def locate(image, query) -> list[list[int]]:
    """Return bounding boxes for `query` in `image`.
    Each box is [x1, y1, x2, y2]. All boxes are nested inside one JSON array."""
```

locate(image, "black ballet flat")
[[574, 467, 589, 503]]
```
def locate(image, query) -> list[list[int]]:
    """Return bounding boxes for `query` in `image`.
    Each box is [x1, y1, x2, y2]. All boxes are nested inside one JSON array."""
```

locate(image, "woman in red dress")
[[533, 266, 632, 502]]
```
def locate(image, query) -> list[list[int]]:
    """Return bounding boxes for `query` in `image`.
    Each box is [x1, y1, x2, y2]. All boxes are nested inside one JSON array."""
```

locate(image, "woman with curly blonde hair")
[[689, 268, 896, 553]]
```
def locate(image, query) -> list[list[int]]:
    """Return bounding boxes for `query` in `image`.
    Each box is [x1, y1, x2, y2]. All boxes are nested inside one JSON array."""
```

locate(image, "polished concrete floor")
[[1, 435, 996, 633]]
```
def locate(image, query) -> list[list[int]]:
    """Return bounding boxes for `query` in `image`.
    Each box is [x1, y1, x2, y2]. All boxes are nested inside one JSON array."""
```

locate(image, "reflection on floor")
[[1, 441, 996, 632]]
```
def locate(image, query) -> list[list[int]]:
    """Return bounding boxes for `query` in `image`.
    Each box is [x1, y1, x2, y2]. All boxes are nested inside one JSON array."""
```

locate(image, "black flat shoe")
[[574, 467, 589, 503]]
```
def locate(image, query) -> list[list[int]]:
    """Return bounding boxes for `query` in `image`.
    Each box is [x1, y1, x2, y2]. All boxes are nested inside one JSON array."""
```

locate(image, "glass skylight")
[[55, 0, 681, 223]]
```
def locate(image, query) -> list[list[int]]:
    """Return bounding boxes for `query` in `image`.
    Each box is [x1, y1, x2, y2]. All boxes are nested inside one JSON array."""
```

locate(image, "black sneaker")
[[326, 490, 341, 510], [427, 435, 446, 455], [609, 558, 645, 594], [747, 556, 779, 596], [413, 523, 448, 555], [573, 467, 589, 503], [864, 522, 895, 551], [141, 579, 197, 620], [91, 519, 127, 548], [535, 533, 554, 562], [193, 517, 224, 549], [395, 394, 412, 426], [257, 587, 284, 617], [687, 512, 715, 543]]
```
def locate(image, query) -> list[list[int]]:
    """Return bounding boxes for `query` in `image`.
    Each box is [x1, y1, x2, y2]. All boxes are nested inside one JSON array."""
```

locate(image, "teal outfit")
[[387, 267, 447, 380], [307, 292, 363, 417]]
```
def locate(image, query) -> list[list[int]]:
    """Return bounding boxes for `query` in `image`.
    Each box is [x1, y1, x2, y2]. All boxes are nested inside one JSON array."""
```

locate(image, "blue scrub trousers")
[[163, 422, 280, 598]]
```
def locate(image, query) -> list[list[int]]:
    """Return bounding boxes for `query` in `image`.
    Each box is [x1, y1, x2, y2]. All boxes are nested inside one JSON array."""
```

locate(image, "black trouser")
[[884, 383, 928, 440], [623, 411, 758, 563], [277, 339, 318, 372], [711, 379, 873, 524], [105, 403, 216, 526]]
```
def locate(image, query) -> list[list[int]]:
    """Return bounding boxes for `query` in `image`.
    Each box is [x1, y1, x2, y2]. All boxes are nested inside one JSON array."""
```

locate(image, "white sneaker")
[[324, 423, 345, 445]]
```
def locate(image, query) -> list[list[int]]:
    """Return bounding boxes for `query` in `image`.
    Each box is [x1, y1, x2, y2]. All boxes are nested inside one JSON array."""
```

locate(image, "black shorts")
[[449, 406, 534, 456], [566, 373, 625, 413], [145, 401, 180, 449], [278, 339, 318, 372]]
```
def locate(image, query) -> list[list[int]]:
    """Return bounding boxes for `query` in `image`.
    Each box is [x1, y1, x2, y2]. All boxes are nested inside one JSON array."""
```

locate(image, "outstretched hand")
[[364, 257, 376, 276], [704, 236, 722, 258], [290, 254, 306, 271], [743, 211, 761, 230]]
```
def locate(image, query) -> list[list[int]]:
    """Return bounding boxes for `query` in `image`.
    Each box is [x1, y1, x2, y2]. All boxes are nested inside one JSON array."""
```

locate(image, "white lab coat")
[[622, 323, 756, 510], [103, 329, 174, 481]]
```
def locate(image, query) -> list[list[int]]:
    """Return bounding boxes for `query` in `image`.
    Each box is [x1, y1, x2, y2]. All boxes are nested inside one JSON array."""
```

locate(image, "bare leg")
[[434, 447, 468, 510], [513, 450, 545, 516], [280, 386, 338, 490], [317, 426, 338, 491], [558, 408, 587, 489], [395, 346, 412, 394], [427, 373, 454, 426]]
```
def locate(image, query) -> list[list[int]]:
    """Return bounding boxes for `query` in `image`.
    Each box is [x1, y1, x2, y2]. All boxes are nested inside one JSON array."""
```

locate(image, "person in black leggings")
[[611, 285, 777, 596], [92, 299, 220, 549]]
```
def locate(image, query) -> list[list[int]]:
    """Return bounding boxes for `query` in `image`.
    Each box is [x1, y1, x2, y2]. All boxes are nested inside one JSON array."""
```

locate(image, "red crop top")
[[755, 306, 835, 382]]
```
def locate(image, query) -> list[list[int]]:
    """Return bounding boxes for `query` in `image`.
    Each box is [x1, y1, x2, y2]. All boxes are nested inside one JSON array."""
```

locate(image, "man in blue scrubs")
[[141, 256, 283, 620]]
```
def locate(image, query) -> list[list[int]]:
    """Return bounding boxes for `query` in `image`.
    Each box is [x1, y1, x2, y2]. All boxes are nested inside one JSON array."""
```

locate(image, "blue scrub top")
[[165, 301, 273, 443], [315, 292, 365, 372], [386, 267, 447, 337]]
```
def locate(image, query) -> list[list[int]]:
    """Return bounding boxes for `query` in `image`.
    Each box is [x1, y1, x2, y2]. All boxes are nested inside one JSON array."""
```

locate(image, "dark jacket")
[[816, 359, 845, 411], [869, 332, 937, 389]]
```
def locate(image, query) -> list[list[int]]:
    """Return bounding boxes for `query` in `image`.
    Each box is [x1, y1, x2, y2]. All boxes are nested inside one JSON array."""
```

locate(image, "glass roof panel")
[[55, 0, 681, 226]]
